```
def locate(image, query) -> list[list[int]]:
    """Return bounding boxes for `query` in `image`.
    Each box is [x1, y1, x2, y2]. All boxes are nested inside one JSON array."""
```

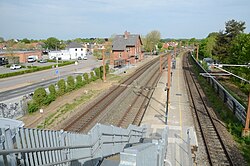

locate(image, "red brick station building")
[[111, 31, 144, 67]]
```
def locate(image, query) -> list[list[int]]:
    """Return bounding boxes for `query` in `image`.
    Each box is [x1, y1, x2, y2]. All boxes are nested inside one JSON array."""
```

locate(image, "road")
[[0, 55, 102, 101]]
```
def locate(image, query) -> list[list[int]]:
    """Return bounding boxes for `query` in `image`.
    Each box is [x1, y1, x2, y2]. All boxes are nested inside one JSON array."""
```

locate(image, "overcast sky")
[[0, 0, 249, 40]]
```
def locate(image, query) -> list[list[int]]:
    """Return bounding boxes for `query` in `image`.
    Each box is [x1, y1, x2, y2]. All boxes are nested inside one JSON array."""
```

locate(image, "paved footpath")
[[141, 53, 197, 166]]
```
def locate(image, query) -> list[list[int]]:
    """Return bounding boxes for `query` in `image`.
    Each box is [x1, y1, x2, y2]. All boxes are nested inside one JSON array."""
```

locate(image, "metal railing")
[[190, 54, 246, 125], [0, 123, 146, 166], [119, 126, 169, 166]]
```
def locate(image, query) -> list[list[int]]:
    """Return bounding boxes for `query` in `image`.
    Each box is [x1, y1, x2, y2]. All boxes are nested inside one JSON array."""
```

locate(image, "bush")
[[28, 102, 39, 113], [76, 75, 83, 88], [94, 68, 101, 79], [67, 76, 75, 92], [33, 87, 47, 106], [105, 64, 109, 74], [43, 94, 56, 105], [49, 84, 56, 97], [100, 66, 104, 80], [83, 73, 89, 83], [57, 79, 66, 96], [0, 61, 74, 79], [90, 71, 96, 81]]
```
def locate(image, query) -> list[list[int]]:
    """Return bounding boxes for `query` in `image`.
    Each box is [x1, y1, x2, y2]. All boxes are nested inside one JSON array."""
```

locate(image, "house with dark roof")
[[111, 31, 143, 67]]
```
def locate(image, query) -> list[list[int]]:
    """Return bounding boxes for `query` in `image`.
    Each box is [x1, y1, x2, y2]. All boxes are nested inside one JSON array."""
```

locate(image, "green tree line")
[[28, 65, 109, 113], [198, 19, 250, 93]]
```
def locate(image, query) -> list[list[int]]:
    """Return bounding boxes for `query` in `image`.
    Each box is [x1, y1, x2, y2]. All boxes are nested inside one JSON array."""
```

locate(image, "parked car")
[[38, 59, 47, 63], [10, 64, 22, 70], [27, 57, 36, 63]]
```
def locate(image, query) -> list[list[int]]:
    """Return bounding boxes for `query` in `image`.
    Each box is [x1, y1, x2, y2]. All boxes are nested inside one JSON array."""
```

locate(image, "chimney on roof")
[[124, 31, 130, 39]]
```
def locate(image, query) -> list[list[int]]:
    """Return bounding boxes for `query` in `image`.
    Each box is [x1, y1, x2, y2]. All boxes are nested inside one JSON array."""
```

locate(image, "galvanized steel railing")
[[0, 123, 146, 166], [190, 54, 246, 125]]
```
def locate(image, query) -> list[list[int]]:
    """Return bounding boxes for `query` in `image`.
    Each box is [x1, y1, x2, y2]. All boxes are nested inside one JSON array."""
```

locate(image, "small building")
[[111, 31, 143, 67], [48, 50, 70, 60], [48, 42, 87, 60], [0, 56, 8, 66], [0, 51, 42, 63], [66, 42, 87, 60]]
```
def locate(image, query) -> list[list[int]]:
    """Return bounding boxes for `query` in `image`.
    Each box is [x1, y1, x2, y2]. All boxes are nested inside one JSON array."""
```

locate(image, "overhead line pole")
[[102, 47, 106, 82], [166, 54, 171, 124]]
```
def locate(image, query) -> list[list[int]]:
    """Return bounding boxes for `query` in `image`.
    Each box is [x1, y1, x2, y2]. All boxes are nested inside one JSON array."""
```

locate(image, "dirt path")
[[20, 56, 156, 129]]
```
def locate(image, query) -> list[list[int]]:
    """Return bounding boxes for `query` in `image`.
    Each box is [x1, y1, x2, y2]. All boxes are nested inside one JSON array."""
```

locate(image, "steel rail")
[[183, 53, 234, 165], [63, 57, 160, 132]]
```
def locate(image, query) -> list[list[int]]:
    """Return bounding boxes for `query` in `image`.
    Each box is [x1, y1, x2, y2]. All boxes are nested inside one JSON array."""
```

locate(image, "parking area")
[[0, 61, 58, 74]]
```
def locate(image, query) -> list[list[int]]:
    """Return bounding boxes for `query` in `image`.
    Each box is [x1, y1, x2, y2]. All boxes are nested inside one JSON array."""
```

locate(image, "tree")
[[229, 33, 250, 76], [44, 37, 61, 50], [94, 68, 101, 79], [213, 19, 246, 63], [76, 75, 83, 88], [143, 30, 161, 52], [225, 19, 246, 39], [83, 73, 89, 83], [93, 49, 102, 60], [0, 37, 4, 43], [67, 76, 75, 92], [199, 34, 217, 59], [57, 79, 66, 96], [49, 84, 56, 97], [21, 38, 31, 44], [90, 71, 96, 81], [33, 87, 47, 106]]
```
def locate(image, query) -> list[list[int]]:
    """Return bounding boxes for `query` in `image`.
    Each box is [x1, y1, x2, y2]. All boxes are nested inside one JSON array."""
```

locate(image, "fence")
[[190, 54, 246, 125], [0, 123, 146, 166]]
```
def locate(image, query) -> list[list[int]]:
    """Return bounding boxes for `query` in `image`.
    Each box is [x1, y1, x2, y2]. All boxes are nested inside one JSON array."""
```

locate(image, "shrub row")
[[28, 65, 109, 113], [0, 61, 75, 79]]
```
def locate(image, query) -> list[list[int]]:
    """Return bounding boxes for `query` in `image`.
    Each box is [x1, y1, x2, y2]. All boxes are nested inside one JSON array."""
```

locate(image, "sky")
[[0, 0, 250, 40]]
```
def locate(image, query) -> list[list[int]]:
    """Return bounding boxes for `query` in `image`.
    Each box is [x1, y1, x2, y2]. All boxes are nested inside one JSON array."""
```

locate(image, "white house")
[[48, 50, 70, 60], [48, 42, 87, 60], [66, 42, 87, 60]]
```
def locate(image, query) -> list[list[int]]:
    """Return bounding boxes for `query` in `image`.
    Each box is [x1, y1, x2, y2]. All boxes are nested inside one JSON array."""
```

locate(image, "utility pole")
[[174, 45, 176, 59], [243, 92, 250, 137], [160, 54, 162, 73], [102, 47, 106, 82], [166, 54, 171, 124], [196, 44, 199, 61]]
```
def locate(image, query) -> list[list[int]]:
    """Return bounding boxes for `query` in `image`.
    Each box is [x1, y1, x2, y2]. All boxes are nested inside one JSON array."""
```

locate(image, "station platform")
[[141, 53, 198, 166]]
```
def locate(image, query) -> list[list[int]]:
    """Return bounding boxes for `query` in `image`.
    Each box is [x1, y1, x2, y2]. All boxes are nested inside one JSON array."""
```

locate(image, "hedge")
[[33, 87, 47, 106], [0, 61, 75, 79], [57, 79, 66, 96], [67, 76, 75, 92]]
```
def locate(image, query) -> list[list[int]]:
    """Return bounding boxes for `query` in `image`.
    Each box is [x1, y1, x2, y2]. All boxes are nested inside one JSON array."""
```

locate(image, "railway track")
[[117, 60, 165, 128], [183, 53, 234, 165], [63, 57, 162, 132]]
